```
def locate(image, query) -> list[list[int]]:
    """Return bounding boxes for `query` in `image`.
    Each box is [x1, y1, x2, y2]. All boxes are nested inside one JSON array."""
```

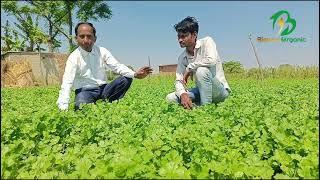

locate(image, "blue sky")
[[1, 1, 319, 70]]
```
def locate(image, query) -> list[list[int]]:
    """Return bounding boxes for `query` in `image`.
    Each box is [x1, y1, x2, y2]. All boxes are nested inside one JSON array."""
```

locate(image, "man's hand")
[[58, 103, 68, 111], [183, 70, 193, 85], [134, 66, 153, 79], [180, 93, 192, 110]]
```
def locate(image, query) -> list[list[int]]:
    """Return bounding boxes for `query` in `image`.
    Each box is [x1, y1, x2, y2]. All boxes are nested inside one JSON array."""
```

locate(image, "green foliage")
[[106, 65, 135, 82], [13, 13, 48, 52], [1, 20, 26, 52], [68, 44, 78, 54], [69, 1, 112, 52], [224, 64, 319, 79], [76, 1, 112, 22], [1, 1, 113, 53], [221, 60, 318, 79], [106, 69, 119, 82], [1, 76, 319, 179], [27, 1, 69, 52], [222, 61, 245, 74], [1, 1, 47, 52]]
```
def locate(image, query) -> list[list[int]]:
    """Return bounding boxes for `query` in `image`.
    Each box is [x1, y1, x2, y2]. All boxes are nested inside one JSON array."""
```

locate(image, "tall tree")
[[1, 20, 26, 52], [27, 1, 68, 52], [27, 0, 112, 53], [2, 1, 113, 53], [65, 0, 77, 52], [76, 1, 112, 22], [13, 13, 47, 51], [1, 1, 47, 52], [65, 1, 113, 52]]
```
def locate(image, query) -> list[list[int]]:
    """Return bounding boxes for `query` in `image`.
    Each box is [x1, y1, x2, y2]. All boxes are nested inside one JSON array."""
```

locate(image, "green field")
[[1, 75, 319, 179]]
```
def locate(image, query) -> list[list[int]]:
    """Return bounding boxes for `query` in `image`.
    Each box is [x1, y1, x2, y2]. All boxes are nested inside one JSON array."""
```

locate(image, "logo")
[[270, 10, 296, 36], [257, 10, 306, 43]]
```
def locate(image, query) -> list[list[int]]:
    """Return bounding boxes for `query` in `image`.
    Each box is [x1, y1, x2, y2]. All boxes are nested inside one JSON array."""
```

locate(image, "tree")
[[278, 64, 294, 70], [64, 0, 77, 52], [2, 1, 113, 53], [1, 1, 47, 52], [76, 1, 112, 21], [1, 20, 26, 52], [32, 20, 48, 52], [27, 1, 68, 52], [27, 0, 113, 53], [13, 13, 48, 52], [68, 1, 113, 52], [222, 61, 245, 74]]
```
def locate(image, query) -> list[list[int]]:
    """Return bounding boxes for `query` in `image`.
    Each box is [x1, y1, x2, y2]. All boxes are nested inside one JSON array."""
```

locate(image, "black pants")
[[74, 76, 132, 110]]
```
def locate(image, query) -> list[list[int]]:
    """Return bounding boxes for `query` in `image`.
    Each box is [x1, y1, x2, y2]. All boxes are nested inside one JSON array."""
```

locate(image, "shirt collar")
[[78, 45, 97, 57], [195, 39, 201, 49], [184, 39, 201, 58]]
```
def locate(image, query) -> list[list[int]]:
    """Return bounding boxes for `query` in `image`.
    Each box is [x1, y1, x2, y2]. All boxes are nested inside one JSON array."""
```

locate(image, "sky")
[[1, 1, 319, 71]]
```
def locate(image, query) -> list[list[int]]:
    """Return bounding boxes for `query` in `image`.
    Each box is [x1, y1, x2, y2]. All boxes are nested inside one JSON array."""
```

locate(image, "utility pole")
[[249, 34, 263, 79]]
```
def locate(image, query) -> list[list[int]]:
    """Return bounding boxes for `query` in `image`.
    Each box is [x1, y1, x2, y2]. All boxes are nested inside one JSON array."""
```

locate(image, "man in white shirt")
[[166, 17, 231, 109], [57, 22, 152, 110]]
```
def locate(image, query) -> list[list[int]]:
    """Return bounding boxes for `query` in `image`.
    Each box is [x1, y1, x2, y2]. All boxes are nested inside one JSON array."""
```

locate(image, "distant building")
[[159, 64, 177, 73]]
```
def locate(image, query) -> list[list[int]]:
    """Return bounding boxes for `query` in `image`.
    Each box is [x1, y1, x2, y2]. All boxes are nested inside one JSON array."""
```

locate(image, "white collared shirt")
[[57, 45, 135, 110], [175, 36, 231, 97]]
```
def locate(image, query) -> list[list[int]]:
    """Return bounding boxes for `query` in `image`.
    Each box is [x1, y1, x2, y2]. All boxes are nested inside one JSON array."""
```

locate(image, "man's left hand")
[[134, 66, 153, 79]]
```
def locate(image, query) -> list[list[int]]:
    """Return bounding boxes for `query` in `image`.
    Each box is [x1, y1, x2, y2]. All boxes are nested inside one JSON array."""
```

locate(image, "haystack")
[[2, 60, 35, 87]]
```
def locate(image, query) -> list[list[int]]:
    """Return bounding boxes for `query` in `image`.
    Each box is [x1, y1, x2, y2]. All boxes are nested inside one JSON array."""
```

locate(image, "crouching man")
[[57, 22, 152, 111], [166, 17, 231, 109]]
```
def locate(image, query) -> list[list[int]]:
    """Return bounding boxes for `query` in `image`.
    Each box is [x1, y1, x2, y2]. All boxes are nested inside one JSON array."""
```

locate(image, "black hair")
[[75, 22, 96, 37], [174, 16, 199, 34]]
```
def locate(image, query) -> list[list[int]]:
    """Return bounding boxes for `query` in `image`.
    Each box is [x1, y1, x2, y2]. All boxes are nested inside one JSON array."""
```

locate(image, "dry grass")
[[1, 60, 35, 87]]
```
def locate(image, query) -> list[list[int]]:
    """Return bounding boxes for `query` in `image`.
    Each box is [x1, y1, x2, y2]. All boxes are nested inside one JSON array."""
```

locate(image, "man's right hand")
[[134, 66, 153, 79], [180, 93, 192, 110]]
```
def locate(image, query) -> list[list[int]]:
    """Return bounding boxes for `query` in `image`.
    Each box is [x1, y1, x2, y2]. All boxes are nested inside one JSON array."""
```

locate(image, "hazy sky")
[[1, 1, 319, 70]]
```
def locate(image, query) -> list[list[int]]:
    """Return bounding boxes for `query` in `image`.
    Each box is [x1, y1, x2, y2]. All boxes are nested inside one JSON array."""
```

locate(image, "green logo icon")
[[270, 10, 296, 36]]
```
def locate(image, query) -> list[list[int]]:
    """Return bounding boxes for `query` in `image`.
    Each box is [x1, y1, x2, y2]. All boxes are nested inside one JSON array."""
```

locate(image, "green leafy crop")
[[1, 76, 319, 179]]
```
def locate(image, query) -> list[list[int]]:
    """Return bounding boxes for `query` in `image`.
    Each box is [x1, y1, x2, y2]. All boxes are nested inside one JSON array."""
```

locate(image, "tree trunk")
[[48, 21, 53, 52], [66, 1, 74, 52], [4, 20, 11, 51], [29, 40, 34, 52]]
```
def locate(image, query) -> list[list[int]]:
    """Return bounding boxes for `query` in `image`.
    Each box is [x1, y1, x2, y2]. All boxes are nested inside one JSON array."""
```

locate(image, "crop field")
[[1, 75, 319, 179]]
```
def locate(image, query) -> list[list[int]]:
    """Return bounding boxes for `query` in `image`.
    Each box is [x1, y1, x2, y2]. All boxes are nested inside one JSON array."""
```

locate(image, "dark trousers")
[[74, 76, 133, 110]]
